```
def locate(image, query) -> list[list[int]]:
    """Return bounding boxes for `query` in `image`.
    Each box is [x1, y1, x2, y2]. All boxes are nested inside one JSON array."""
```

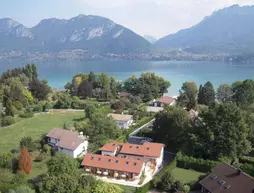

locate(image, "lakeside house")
[[199, 163, 254, 193], [46, 128, 89, 158], [81, 142, 165, 185], [119, 92, 131, 98], [153, 96, 176, 107], [108, 113, 133, 129]]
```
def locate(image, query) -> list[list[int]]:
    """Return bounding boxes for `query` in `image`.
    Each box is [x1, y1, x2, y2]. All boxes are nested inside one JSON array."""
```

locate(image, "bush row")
[[239, 156, 254, 166], [176, 152, 218, 173], [240, 163, 254, 177]]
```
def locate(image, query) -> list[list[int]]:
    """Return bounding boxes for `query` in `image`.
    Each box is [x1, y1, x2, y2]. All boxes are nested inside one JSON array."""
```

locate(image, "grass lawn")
[[117, 185, 137, 193], [0, 111, 84, 153], [171, 167, 205, 184]]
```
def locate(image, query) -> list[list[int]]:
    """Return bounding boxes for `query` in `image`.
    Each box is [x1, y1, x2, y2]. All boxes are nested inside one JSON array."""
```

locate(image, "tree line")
[[153, 79, 254, 161]]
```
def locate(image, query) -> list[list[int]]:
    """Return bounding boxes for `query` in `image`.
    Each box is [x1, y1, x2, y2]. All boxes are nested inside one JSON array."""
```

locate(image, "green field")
[[0, 112, 84, 153], [117, 185, 137, 193], [171, 167, 205, 184]]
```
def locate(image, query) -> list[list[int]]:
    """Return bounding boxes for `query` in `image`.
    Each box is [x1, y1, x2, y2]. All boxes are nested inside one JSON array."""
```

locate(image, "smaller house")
[[199, 163, 254, 193], [119, 92, 130, 98], [108, 113, 133, 129], [46, 128, 89, 158], [153, 96, 176, 107]]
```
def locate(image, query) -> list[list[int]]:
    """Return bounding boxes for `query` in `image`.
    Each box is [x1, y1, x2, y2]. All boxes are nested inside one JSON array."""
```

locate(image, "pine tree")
[[198, 81, 215, 106], [19, 147, 32, 174], [198, 84, 204, 104]]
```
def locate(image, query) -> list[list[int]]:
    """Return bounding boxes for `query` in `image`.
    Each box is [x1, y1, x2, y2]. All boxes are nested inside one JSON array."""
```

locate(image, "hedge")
[[240, 163, 254, 177], [176, 152, 218, 173], [239, 156, 254, 166]]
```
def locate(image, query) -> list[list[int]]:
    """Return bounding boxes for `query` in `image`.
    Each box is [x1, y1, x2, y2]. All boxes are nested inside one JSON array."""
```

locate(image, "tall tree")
[[187, 103, 252, 159], [197, 85, 203, 104], [153, 106, 190, 152], [97, 73, 110, 90], [47, 154, 79, 176], [232, 79, 254, 108], [177, 82, 198, 110], [77, 80, 93, 98], [84, 104, 96, 119], [29, 78, 50, 100], [19, 147, 32, 174], [198, 81, 215, 106], [216, 84, 233, 103], [88, 71, 96, 83]]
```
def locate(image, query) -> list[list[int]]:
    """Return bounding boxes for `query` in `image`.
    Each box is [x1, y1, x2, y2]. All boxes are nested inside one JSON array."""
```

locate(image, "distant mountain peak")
[[143, 35, 157, 43], [155, 4, 254, 54], [0, 14, 151, 53]]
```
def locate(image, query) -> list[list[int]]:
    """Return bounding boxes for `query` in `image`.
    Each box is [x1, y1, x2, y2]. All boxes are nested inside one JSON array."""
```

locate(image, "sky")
[[1, 0, 254, 38]]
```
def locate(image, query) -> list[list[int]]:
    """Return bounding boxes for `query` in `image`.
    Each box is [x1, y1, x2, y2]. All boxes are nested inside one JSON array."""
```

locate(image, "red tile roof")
[[46, 128, 87, 151], [119, 92, 130, 97], [200, 163, 254, 193], [155, 96, 175, 105], [120, 142, 164, 158], [100, 142, 124, 152], [81, 154, 144, 174]]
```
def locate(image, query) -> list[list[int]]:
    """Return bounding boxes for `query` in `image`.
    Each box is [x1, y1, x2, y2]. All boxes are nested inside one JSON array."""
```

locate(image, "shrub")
[[240, 163, 254, 176], [239, 156, 254, 165], [43, 144, 51, 154], [176, 152, 218, 173], [1, 116, 15, 126], [20, 137, 33, 149], [20, 111, 34, 118], [36, 153, 47, 162], [33, 103, 44, 112], [136, 181, 152, 193], [11, 171, 26, 184], [111, 101, 125, 111]]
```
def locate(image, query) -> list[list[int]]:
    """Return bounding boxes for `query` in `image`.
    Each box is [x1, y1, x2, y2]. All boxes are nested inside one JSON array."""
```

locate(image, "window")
[[116, 160, 119, 163], [218, 180, 225, 185], [134, 162, 137, 166], [108, 159, 111, 162], [136, 146, 139, 149], [98, 158, 101, 161], [126, 161, 129, 165], [211, 175, 218, 180], [91, 157, 94, 160], [146, 147, 150, 150]]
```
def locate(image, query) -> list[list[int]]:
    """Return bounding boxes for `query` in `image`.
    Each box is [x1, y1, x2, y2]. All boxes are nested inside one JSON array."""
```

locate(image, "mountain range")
[[0, 15, 151, 54], [155, 5, 254, 54], [1, 5, 254, 55]]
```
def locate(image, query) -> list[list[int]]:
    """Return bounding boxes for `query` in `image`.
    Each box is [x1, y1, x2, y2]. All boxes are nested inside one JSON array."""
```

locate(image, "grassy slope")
[[171, 167, 204, 184], [0, 112, 84, 153]]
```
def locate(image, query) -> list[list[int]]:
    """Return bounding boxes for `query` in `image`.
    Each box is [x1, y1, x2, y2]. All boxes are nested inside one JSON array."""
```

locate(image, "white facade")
[[48, 137, 88, 158], [155, 147, 164, 167], [153, 101, 175, 107], [117, 119, 133, 129]]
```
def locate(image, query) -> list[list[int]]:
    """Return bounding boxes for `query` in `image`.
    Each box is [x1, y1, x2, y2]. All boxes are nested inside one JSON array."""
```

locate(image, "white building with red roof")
[[46, 128, 89, 158], [81, 141, 165, 186], [153, 96, 176, 107]]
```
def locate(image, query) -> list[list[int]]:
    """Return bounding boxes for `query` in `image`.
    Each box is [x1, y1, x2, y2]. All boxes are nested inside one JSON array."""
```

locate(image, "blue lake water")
[[0, 60, 254, 96]]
